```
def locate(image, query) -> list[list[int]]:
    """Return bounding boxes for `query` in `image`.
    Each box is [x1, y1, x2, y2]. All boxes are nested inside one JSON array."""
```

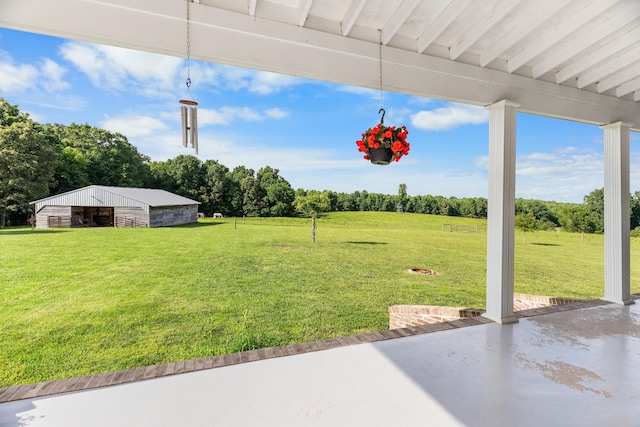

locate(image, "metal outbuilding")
[[31, 186, 200, 228]]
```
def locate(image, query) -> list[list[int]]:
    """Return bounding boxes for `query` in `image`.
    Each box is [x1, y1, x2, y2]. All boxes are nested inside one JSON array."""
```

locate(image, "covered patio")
[[1, 0, 639, 424]]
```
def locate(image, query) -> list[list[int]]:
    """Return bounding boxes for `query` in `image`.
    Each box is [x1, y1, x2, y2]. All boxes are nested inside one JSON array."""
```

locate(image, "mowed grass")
[[1, 211, 639, 387]]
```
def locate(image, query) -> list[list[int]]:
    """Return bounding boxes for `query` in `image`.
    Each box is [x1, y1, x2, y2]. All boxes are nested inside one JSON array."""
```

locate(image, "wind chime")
[[180, 0, 198, 154]]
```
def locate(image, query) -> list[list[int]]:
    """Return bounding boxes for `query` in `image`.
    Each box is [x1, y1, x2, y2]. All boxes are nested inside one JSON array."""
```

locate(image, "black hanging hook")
[[378, 107, 385, 125]]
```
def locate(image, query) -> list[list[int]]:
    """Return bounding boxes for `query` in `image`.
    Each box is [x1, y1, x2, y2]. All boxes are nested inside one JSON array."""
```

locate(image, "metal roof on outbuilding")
[[31, 186, 200, 214]]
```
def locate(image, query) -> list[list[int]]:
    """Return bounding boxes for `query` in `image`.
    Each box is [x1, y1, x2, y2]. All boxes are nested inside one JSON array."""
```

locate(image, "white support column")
[[601, 122, 634, 305], [483, 100, 520, 324]]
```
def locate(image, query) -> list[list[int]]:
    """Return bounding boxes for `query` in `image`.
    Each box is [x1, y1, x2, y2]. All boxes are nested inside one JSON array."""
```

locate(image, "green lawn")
[[1, 211, 638, 387]]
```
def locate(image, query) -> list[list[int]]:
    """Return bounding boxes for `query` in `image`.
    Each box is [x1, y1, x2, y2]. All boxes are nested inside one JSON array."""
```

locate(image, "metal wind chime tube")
[[181, 105, 188, 147], [180, 0, 198, 154], [190, 102, 198, 153], [180, 99, 198, 153]]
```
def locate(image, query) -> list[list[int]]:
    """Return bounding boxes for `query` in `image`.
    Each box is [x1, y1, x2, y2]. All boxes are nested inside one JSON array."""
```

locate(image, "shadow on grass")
[[530, 243, 561, 246], [347, 241, 388, 245], [174, 221, 225, 228], [0, 229, 66, 235]]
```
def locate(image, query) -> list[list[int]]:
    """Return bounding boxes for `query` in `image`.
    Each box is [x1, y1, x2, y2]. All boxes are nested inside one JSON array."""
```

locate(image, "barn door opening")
[[80, 207, 114, 227]]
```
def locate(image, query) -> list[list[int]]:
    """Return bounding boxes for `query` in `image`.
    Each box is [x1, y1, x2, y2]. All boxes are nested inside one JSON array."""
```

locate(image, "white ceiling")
[[2, 0, 640, 129]]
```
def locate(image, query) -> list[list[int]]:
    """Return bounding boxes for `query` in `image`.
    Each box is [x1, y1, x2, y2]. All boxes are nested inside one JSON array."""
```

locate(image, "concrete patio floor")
[[1, 296, 639, 427]]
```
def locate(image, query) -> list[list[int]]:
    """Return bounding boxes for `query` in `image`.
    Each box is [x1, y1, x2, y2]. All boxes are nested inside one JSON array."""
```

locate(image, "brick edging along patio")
[[1, 295, 637, 404]]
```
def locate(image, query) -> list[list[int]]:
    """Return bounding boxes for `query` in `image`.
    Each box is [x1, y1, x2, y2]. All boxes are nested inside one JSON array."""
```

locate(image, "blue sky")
[[1, 28, 638, 203]]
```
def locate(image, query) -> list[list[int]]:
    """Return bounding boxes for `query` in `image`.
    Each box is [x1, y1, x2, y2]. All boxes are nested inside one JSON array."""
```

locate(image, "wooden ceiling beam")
[[340, 0, 367, 36], [508, 0, 619, 73]]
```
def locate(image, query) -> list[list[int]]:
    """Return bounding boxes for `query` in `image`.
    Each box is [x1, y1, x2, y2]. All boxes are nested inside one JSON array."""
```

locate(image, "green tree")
[[294, 190, 332, 243], [165, 155, 206, 202], [0, 120, 58, 226], [398, 183, 407, 210], [381, 195, 399, 212], [53, 146, 90, 193], [228, 166, 255, 216], [335, 192, 355, 211], [0, 99, 30, 127], [560, 204, 596, 243], [294, 191, 332, 218], [459, 198, 479, 218], [202, 160, 233, 216], [241, 176, 264, 217], [438, 196, 460, 217], [47, 123, 150, 188], [516, 199, 559, 226], [368, 193, 384, 211], [584, 188, 604, 233], [325, 190, 338, 211], [515, 212, 537, 244], [356, 191, 370, 211], [630, 191, 640, 231], [148, 160, 178, 193], [256, 166, 295, 217]]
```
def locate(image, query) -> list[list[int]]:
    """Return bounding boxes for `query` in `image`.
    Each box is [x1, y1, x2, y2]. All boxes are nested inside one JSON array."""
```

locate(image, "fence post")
[[234, 217, 237, 229], [311, 216, 316, 243]]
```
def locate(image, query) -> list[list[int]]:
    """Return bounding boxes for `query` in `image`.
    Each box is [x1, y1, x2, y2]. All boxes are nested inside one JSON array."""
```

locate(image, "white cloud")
[[0, 51, 68, 94], [518, 149, 602, 177], [385, 107, 412, 125], [21, 109, 47, 123], [197, 106, 289, 126], [100, 115, 170, 138], [264, 108, 290, 119], [196, 134, 364, 174], [203, 65, 302, 95], [411, 103, 488, 131], [59, 41, 182, 97], [0, 59, 38, 92], [469, 144, 637, 202], [58, 42, 302, 98], [516, 148, 605, 202], [40, 59, 69, 91]]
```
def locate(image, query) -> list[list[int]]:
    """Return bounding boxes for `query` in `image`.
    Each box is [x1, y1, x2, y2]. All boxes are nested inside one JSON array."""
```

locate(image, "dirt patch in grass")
[[274, 245, 293, 250], [405, 268, 438, 275]]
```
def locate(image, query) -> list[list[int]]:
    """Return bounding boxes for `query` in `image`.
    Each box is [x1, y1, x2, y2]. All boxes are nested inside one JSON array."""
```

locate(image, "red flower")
[[357, 122, 410, 163]]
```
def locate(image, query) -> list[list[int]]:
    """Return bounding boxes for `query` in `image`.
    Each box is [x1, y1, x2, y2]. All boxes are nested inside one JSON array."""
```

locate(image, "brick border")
[[388, 293, 603, 328], [1, 294, 637, 403]]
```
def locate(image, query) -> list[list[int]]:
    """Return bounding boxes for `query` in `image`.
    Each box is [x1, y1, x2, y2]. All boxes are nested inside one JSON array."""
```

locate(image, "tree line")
[[1, 98, 639, 235]]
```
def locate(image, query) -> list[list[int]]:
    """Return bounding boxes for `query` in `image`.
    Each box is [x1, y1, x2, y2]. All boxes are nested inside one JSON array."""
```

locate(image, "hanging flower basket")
[[356, 116, 410, 165], [368, 146, 394, 165]]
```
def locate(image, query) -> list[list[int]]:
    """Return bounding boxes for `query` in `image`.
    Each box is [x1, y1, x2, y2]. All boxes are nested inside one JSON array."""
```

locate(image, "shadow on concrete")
[[0, 399, 38, 426]]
